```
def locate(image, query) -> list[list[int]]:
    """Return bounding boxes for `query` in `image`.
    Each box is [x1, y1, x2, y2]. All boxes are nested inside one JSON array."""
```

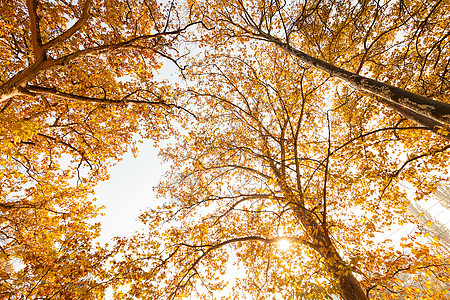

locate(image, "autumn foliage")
[[1, 0, 190, 297], [1, 0, 450, 299]]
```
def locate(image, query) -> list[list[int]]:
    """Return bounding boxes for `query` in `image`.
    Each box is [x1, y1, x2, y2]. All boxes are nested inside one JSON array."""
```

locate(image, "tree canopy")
[[191, 0, 450, 137], [1, 0, 450, 299], [1, 0, 195, 298], [114, 43, 450, 300]]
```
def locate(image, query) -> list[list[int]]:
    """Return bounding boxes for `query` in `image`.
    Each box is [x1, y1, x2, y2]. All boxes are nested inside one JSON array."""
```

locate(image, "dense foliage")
[[1, 0, 450, 299], [0, 0, 192, 297]]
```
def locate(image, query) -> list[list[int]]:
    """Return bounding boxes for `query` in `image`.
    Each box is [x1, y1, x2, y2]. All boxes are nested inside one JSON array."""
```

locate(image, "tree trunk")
[[261, 34, 450, 139], [338, 272, 369, 300], [294, 207, 369, 300]]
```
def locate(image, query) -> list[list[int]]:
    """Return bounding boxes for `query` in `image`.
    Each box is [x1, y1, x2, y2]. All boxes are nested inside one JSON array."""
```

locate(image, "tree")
[[2, 0, 450, 299], [105, 1, 450, 298], [112, 47, 450, 299], [191, 0, 450, 139], [0, 186, 110, 299], [0, 0, 197, 298]]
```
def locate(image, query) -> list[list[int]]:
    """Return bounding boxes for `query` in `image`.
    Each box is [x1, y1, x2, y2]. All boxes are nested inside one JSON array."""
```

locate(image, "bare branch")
[[379, 144, 450, 201], [322, 111, 331, 224], [26, 85, 161, 105]]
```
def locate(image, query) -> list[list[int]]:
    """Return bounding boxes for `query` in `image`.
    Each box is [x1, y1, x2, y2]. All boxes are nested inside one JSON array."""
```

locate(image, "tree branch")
[[26, 0, 44, 60], [177, 235, 307, 250], [250, 28, 450, 136], [379, 144, 450, 201], [25, 85, 164, 105], [23, 85, 196, 117], [41, 0, 92, 52], [1, 21, 204, 102], [168, 235, 311, 298]]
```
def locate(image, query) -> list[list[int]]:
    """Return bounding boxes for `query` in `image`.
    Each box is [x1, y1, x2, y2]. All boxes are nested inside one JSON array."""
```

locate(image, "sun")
[[277, 239, 291, 251]]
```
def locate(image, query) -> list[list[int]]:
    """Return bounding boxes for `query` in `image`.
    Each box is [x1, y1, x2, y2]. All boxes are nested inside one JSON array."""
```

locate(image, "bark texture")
[[259, 34, 450, 139]]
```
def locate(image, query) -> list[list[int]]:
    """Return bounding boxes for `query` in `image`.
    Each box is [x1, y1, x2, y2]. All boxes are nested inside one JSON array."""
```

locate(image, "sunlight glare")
[[277, 239, 290, 251]]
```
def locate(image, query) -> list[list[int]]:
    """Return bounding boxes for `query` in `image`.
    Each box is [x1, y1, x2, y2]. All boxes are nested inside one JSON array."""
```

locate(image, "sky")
[[93, 140, 166, 244], [92, 54, 181, 244]]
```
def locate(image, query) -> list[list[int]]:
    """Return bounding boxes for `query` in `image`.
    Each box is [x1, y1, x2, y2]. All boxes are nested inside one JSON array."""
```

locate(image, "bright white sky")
[[93, 54, 180, 244], [93, 140, 165, 244]]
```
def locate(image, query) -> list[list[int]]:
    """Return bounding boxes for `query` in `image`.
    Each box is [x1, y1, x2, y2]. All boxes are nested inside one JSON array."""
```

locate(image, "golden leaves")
[[130, 1, 450, 295], [0, 0, 192, 298], [1, 0, 450, 299]]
